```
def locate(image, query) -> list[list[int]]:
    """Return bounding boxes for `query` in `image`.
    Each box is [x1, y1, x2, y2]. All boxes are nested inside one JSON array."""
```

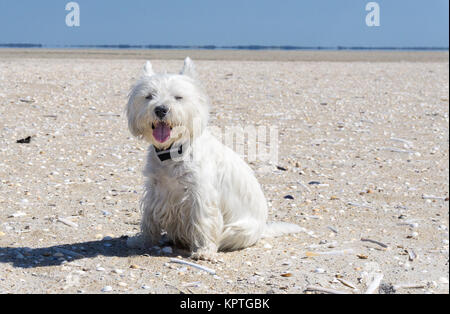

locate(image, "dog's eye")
[[146, 93, 155, 100], [174, 96, 183, 101]]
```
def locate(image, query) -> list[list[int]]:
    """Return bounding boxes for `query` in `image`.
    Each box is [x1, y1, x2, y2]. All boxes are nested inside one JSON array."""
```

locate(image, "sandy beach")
[[0, 49, 448, 294]]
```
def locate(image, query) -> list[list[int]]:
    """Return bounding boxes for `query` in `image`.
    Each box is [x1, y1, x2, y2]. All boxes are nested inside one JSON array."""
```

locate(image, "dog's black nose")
[[154, 106, 168, 119]]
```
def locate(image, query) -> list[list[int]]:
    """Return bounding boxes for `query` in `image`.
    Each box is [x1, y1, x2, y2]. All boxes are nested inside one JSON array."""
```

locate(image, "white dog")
[[126, 58, 302, 260]]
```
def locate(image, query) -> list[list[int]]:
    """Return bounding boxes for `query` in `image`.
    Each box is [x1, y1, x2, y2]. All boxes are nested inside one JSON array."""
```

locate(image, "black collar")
[[154, 144, 183, 162]]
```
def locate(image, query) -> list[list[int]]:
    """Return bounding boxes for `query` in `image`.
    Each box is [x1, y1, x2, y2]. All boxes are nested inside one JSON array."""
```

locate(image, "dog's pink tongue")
[[153, 123, 171, 143]]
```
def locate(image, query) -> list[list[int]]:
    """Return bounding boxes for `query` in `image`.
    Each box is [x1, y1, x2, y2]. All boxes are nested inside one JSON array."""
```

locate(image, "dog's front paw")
[[126, 234, 158, 250], [126, 235, 145, 249], [190, 249, 219, 263]]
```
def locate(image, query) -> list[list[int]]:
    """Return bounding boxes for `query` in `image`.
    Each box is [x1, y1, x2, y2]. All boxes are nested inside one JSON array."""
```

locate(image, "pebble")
[[141, 284, 151, 290], [150, 246, 162, 254], [8, 211, 27, 218], [101, 286, 112, 292], [314, 268, 326, 274], [162, 247, 173, 254]]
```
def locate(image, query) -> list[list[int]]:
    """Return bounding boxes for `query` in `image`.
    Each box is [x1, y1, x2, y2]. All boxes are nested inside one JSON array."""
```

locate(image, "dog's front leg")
[[188, 205, 222, 262], [127, 210, 161, 249], [140, 207, 162, 247]]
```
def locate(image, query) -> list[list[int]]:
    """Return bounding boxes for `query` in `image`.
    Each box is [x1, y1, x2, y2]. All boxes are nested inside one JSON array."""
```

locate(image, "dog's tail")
[[262, 222, 306, 238]]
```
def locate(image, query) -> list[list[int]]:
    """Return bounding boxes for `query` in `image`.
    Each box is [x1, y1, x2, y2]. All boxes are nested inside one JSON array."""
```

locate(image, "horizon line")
[[0, 43, 449, 51]]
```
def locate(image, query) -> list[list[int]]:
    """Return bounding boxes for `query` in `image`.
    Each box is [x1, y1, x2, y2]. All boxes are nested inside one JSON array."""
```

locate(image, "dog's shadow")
[[0, 236, 189, 269]]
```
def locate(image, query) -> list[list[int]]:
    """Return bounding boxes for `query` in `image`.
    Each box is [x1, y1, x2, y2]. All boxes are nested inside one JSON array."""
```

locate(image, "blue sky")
[[0, 0, 448, 47]]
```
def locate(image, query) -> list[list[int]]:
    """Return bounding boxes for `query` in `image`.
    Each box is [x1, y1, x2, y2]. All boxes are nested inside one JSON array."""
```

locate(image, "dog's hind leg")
[[219, 219, 265, 252]]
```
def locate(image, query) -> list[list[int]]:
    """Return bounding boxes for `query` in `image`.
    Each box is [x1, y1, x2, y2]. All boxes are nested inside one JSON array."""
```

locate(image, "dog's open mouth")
[[152, 122, 172, 143]]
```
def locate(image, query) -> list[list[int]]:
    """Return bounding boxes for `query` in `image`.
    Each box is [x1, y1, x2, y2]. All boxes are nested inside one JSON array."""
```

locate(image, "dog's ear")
[[143, 61, 154, 76], [180, 57, 196, 78]]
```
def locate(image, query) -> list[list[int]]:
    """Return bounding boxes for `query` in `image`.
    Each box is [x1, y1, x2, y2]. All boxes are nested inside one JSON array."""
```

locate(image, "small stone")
[[112, 269, 123, 274], [407, 232, 419, 239], [8, 211, 27, 218], [141, 284, 151, 290], [101, 286, 112, 292], [162, 246, 173, 254], [314, 268, 325, 274], [96, 266, 106, 271]]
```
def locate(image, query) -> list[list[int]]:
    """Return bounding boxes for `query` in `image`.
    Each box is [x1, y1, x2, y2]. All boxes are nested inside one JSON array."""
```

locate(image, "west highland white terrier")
[[126, 58, 302, 261]]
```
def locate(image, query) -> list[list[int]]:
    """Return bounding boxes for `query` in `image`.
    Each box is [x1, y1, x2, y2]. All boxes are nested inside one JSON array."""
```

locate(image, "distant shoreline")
[[0, 43, 448, 51], [0, 48, 448, 62]]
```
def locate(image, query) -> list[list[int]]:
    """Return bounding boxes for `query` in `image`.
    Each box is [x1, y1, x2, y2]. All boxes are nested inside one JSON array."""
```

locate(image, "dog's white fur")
[[126, 58, 302, 260]]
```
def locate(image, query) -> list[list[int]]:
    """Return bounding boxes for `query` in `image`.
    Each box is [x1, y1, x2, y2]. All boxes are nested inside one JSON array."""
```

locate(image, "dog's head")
[[126, 58, 209, 149]]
